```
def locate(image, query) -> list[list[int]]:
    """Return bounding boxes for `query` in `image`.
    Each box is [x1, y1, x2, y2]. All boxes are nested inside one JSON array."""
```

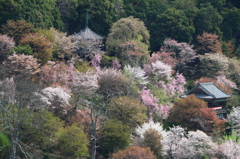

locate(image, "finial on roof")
[[85, 10, 89, 28]]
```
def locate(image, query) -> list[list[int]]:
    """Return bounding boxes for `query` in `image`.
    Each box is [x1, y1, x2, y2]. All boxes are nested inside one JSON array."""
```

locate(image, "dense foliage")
[[0, 0, 240, 158]]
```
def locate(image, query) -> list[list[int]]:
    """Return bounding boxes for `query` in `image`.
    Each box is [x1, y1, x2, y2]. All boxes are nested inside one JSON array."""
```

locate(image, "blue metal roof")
[[180, 82, 232, 99]]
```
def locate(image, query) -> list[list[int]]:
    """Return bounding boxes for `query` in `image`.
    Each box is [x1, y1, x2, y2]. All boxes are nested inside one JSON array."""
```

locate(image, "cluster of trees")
[[1, 0, 240, 54], [0, 1, 240, 159]]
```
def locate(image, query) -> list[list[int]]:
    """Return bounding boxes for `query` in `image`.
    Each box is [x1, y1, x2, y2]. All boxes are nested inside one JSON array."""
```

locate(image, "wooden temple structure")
[[180, 82, 232, 119]]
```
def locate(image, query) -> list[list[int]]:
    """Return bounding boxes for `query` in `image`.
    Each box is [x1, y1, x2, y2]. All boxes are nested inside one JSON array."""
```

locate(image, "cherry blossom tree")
[[111, 59, 121, 69], [163, 125, 218, 159], [163, 125, 186, 159], [216, 74, 238, 90], [157, 38, 197, 75], [97, 68, 130, 99], [135, 121, 167, 141], [228, 107, 240, 142], [218, 139, 240, 158], [124, 65, 148, 85], [2, 54, 40, 80], [0, 34, 15, 61], [143, 55, 172, 80], [140, 87, 159, 121], [90, 54, 102, 72], [158, 72, 186, 97], [39, 61, 75, 87], [51, 28, 76, 60], [174, 130, 217, 158], [140, 87, 170, 121], [71, 70, 99, 96]]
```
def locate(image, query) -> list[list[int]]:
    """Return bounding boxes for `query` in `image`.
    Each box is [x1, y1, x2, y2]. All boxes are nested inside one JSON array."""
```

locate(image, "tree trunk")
[[91, 121, 97, 159]]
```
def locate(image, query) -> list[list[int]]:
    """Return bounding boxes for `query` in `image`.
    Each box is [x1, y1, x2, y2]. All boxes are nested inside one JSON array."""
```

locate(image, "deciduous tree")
[[2, 54, 40, 80], [51, 28, 76, 60], [112, 146, 156, 159], [97, 68, 131, 99], [97, 120, 131, 158], [106, 16, 150, 57], [157, 38, 197, 76], [195, 32, 222, 54], [200, 108, 226, 133], [19, 33, 53, 64], [57, 123, 88, 157], [108, 96, 147, 128], [168, 94, 208, 130], [135, 121, 165, 159], [1, 20, 34, 45]]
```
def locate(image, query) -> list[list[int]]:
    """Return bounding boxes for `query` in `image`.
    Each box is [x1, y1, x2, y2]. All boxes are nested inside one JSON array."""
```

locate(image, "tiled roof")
[[180, 82, 232, 99], [75, 27, 104, 40]]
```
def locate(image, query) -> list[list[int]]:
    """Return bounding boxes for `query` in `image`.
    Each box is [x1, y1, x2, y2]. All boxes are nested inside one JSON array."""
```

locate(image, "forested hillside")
[[0, 0, 240, 158]]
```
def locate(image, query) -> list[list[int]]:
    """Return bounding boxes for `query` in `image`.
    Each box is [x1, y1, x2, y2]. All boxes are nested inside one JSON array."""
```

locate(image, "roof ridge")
[[198, 83, 216, 98]]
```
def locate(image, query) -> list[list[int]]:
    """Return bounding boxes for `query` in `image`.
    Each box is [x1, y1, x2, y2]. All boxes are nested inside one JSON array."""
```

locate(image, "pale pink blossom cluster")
[[0, 34, 15, 55], [216, 75, 238, 90], [163, 126, 218, 158], [39, 61, 76, 87], [157, 38, 197, 73], [158, 73, 186, 96], [218, 140, 240, 158], [3, 53, 40, 76], [111, 59, 121, 69], [144, 60, 172, 79], [140, 87, 170, 120], [41, 87, 71, 106], [91, 54, 102, 68]]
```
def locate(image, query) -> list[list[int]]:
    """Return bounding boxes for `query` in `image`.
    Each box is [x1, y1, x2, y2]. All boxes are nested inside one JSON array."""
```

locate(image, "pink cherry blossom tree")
[[140, 87, 170, 121], [2, 53, 40, 79], [158, 72, 186, 97], [39, 61, 75, 87], [157, 38, 197, 76], [111, 59, 121, 69]]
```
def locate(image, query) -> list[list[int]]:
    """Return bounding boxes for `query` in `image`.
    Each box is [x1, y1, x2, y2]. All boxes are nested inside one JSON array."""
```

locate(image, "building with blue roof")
[[180, 82, 232, 119]]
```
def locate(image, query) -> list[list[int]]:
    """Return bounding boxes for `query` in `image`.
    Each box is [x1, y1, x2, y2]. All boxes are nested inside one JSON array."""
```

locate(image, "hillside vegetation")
[[0, 0, 240, 158]]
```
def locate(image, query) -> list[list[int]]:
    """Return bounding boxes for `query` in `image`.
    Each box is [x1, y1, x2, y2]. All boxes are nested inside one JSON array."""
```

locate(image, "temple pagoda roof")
[[180, 82, 232, 99], [75, 26, 104, 40], [73, 10, 104, 40]]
